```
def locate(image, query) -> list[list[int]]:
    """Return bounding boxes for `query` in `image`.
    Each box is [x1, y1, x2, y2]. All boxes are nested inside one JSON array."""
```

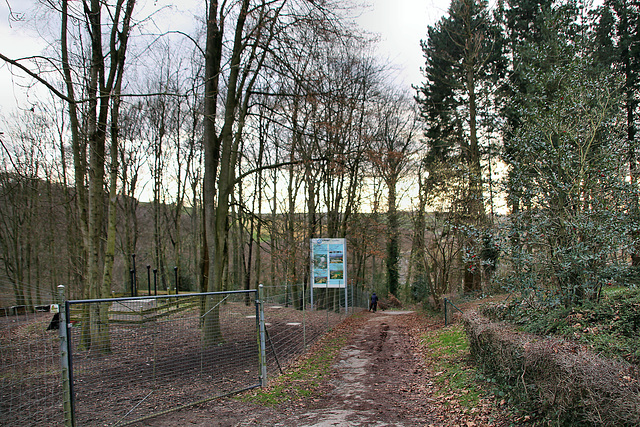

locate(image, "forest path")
[[270, 310, 437, 426]]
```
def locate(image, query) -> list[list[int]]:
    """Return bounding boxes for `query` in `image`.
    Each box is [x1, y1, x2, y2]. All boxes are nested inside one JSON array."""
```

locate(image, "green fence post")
[[444, 297, 448, 326], [57, 285, 75, 427]]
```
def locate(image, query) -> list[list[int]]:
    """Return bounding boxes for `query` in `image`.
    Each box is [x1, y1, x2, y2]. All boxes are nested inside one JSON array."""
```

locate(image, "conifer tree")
[[416, 0, 505, 292]]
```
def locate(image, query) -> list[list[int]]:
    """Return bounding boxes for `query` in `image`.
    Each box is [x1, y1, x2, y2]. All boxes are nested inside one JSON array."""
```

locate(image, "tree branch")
[[0, 52, 74, 104], [0, 52, 187, 105]]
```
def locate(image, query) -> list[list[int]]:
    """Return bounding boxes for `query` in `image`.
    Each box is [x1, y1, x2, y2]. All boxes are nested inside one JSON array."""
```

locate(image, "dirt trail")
[[270, 310, 435, 426], [143, 311, 440, 426]]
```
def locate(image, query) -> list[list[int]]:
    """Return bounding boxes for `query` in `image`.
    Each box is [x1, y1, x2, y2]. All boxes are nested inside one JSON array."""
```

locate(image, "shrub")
[[464, 310, 640, 426], [481, 288, 640, 365]]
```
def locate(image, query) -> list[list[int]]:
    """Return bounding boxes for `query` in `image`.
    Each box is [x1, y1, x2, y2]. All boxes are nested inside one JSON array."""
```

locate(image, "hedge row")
[[463, 310, 640, 426]]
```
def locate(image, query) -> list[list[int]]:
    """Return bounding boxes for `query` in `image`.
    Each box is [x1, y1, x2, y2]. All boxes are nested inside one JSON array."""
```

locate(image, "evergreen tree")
[[500, 0, 557, 217], [500, 5, 634, 307], [416, 0, 505, 292], [594, 0, 640, 267]]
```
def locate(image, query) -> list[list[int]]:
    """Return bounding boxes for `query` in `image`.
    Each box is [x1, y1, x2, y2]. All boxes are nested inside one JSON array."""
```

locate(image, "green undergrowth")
[[483, 287, 640, 365], [239, 315, 361, 406], [420, 324, 484, 409]]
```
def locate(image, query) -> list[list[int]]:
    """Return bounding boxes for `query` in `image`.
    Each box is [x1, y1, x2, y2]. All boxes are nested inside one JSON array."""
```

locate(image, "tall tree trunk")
[[305, 165, 318, 309], [386, 174, 399, 296], [100, 0, 133, 344], [85, 0, 108, 351], [203, 0, 251, 346], [201, 0, 222, 340], [464, 64, 484, 293], [287, 163, 300, 308], [409, 173, 428, 302], [626, 71, 639, 266], [85, 0, 136, 350], [250, 125, 266, 304], [100, 92, 121, 355], [61, 0, 90, 348], [270, 165, 278, 288]]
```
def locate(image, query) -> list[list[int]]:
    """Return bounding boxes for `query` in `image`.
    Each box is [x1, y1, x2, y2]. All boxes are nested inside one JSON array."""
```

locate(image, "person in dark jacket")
[[369, 292, 378, 312], [47, 312, 60, 330]]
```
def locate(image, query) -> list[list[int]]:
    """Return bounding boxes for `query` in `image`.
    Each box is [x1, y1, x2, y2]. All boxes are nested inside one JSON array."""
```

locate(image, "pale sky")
[[0, 0, 452, 114], [358, 0, 451, 89], [0, 1, 47, 115]]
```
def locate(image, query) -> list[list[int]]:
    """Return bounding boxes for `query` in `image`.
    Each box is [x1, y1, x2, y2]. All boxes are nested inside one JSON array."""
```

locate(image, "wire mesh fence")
[[261, 284, 369, 377], [66, 291, 260, 426], [0, 282, 368, 426], [0, 303, 64, 426], [0, 275, 59, 312]]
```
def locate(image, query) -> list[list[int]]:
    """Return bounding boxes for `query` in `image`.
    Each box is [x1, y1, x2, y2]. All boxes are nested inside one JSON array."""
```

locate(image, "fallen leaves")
[[408, 313, 518, 426]]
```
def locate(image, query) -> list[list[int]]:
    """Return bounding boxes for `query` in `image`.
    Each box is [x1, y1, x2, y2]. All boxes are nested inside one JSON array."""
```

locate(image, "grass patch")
[[239, 315, 362, 406], [420, 324, 483, 409]]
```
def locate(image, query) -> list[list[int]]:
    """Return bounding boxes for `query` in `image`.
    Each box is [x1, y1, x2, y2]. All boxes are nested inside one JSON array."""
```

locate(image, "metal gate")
[[60, 289, 264, 426]]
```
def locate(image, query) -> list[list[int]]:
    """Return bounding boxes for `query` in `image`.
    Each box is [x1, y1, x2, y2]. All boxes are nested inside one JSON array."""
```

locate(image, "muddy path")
[[269, 311, 435, 426], [141, 311, 508, 426]]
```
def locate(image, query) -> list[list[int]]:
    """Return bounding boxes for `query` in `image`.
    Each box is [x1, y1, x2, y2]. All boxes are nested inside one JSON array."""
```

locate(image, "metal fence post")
[[443, 297, 463, 326], [258, 284, 268, 387], [303, 283, 307, 349], [444, 297, 448, 326], [132, 254, 137, 297], [57, 285, 75, 427]]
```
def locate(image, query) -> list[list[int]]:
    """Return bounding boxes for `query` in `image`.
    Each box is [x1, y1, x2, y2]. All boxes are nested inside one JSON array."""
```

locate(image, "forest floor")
[[140, 308, 520, 427]]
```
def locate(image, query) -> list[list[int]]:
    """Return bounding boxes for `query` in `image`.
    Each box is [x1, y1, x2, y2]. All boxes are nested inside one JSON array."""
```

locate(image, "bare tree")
[[61, 0, 137, 351], [202, 0, 286, 345], [117, 101, 145, 292], [0, 111, 47, 306], [368, 90, 419, 297]]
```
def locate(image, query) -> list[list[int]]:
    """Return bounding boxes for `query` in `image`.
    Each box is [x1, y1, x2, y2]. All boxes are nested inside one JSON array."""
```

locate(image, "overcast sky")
[[358, 0, 452, 88], [0, 0, 452, 114]]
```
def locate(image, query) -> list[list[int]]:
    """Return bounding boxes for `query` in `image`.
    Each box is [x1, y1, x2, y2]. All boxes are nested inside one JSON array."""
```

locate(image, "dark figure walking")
[[47, 312, 60, 330], [369, 292, 378, 312]]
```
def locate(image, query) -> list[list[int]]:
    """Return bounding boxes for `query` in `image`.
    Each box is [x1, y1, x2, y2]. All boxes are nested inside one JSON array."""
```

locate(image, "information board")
[[310, 238, 346, 288]]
